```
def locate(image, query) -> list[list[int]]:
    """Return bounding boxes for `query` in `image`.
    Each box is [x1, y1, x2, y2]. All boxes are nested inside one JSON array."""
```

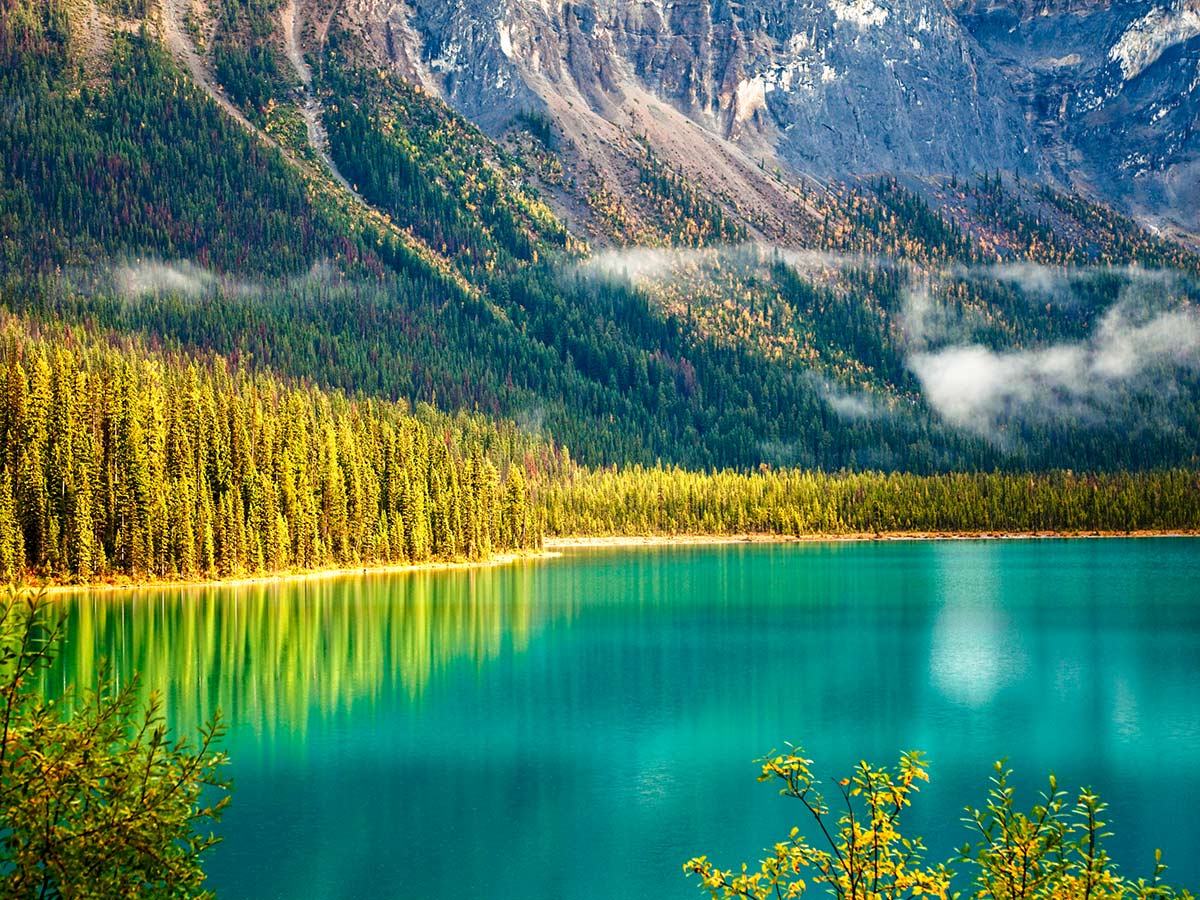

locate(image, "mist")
[[574, 244, 879, 287], [113, 260, 216, 299], [909, 291, 1200, 437], [578, 245, 1200, 438], [805, 371, 893, 422], [55, 259, 227, 307], [65, 258, 341, 304], [77, 252, 1200, 445]]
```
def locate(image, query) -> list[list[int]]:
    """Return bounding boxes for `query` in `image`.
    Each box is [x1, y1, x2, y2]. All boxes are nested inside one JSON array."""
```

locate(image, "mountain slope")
[[330, 0, 1199, 244], [362, 0, 1036, 174], [2, 0, 1199, 476], [952, 0, 1200, 241]]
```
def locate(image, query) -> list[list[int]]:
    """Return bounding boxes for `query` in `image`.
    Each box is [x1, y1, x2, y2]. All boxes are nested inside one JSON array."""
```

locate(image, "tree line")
[[537, 464, 1200, 536], [0, 326, 538, 583]]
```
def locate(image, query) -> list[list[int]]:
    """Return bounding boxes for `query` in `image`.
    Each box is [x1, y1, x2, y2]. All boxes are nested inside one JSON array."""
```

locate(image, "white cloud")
[[113, 260, 216, 299], [573, 244, 881, 290], [910, 298, 1200, 436]]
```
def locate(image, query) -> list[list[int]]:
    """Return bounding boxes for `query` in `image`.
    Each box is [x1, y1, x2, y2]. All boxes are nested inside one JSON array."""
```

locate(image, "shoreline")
[[37, 549, 562, 597], [542, 530, 1200, 548], [28, 529, 1199, 594]]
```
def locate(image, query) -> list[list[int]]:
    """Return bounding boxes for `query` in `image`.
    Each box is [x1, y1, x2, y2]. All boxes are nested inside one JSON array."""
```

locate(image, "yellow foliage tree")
[[686, 747, 1193, 900]]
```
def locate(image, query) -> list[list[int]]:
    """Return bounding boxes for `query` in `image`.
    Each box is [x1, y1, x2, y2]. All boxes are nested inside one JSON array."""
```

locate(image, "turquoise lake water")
[[55, 539, 1200, 897]]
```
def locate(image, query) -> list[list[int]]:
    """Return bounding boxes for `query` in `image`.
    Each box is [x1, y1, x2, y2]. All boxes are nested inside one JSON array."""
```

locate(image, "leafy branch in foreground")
[[686, 746, 1193, 900], [686, 748, 951, 900], [0, 588, 230, 898], [956, 761, 1186, 900]]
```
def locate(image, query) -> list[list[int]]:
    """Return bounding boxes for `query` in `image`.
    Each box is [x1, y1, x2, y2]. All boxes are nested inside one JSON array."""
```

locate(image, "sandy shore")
[[39, 549, 562, 596], [543, 530, 1200, 549]]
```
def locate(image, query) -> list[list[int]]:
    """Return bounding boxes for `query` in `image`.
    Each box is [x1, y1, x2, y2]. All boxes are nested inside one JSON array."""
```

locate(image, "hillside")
[[334, 0, 1200, 245], [2, 0, 1199, 478]]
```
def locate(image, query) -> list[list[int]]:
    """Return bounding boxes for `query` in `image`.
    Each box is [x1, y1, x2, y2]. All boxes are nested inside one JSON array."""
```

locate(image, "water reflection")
[[49, 563, 561, 736], [40, 540, 1200, 899], [928, 545, 1026, 707]]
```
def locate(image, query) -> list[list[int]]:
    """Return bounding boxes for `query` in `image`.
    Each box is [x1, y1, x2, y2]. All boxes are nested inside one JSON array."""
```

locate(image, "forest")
[[0, 316, 1194, 585], [0, 0, 1198, 585], [0, 324, 537, 583], [538, 464, 1200, 537]]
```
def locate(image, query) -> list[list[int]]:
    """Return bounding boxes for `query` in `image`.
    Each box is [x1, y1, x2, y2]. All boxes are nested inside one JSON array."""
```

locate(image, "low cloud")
[[807, 373, 892, 422], [822, 389, 878, 420], [576, 247, 718, 285], [977, 261, 1181, 301], [910, 299, 1200, 437], [96, 259, 280, 302], [573, 244, 878, 287], [985, 261, 1071, 296], [578, 245, 1200, 441], [113, 260, 216, 299], [771, 247, 883, 277], [513, 403, 547, 439], [899, 280, 939, 348]]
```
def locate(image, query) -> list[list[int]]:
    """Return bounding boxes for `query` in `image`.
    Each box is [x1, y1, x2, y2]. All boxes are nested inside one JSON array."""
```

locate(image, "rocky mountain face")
[[326, 0, 1199, 240], [952, 0, 1200, 237]]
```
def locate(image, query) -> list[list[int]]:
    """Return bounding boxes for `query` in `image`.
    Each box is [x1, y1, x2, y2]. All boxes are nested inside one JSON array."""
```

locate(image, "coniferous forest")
[[0, 0, 1198, 584], [538, 465, 1200, 538], [3, 313, 1194, 584], [0, 324, 538, 583], [2, 315, 1195, 584]]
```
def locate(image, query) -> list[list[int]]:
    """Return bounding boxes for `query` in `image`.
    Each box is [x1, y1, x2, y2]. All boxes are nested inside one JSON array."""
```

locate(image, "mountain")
[[364, 0, 1036, 173], [1, 0, 1199, 479], [335, 0, 1200, 244], [952, 0, 1200, 241]]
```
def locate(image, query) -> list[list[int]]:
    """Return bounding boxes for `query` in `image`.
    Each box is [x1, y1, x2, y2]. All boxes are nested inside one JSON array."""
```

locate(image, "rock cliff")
[[954, 0, 1200, 235], [323, 0, 1199, 238]]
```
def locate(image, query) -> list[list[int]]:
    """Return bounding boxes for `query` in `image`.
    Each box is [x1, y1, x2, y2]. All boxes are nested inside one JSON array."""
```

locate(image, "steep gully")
[[160, 0, 258, 134], [158, 0, 365, 205], [280, 0, 364, 201]]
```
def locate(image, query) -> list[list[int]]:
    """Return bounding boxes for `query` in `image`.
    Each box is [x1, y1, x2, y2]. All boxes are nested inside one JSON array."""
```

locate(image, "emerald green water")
[[53, 540, 1200, 897]]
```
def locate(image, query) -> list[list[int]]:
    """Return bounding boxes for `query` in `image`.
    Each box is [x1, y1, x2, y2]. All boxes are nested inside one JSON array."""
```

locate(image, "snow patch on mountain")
[[1109, 2, 1200, 81], [829, 0, 889, 29]]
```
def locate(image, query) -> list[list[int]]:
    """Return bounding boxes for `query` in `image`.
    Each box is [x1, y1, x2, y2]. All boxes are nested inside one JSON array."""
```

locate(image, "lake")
[[52, 539, 1200, 897]]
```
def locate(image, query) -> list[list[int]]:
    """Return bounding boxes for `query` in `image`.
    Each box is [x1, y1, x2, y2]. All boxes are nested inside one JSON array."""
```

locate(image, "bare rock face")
[[336, 0, 1198, 237], [354, 0, 1038, 178], [948, 0, 1200, 233], [733, 0, 1038, 177]]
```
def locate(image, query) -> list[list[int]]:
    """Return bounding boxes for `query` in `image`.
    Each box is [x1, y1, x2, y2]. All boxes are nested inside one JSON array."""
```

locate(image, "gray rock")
[[954, 0, 1200, 234], [341, 0, 1199, 237]]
